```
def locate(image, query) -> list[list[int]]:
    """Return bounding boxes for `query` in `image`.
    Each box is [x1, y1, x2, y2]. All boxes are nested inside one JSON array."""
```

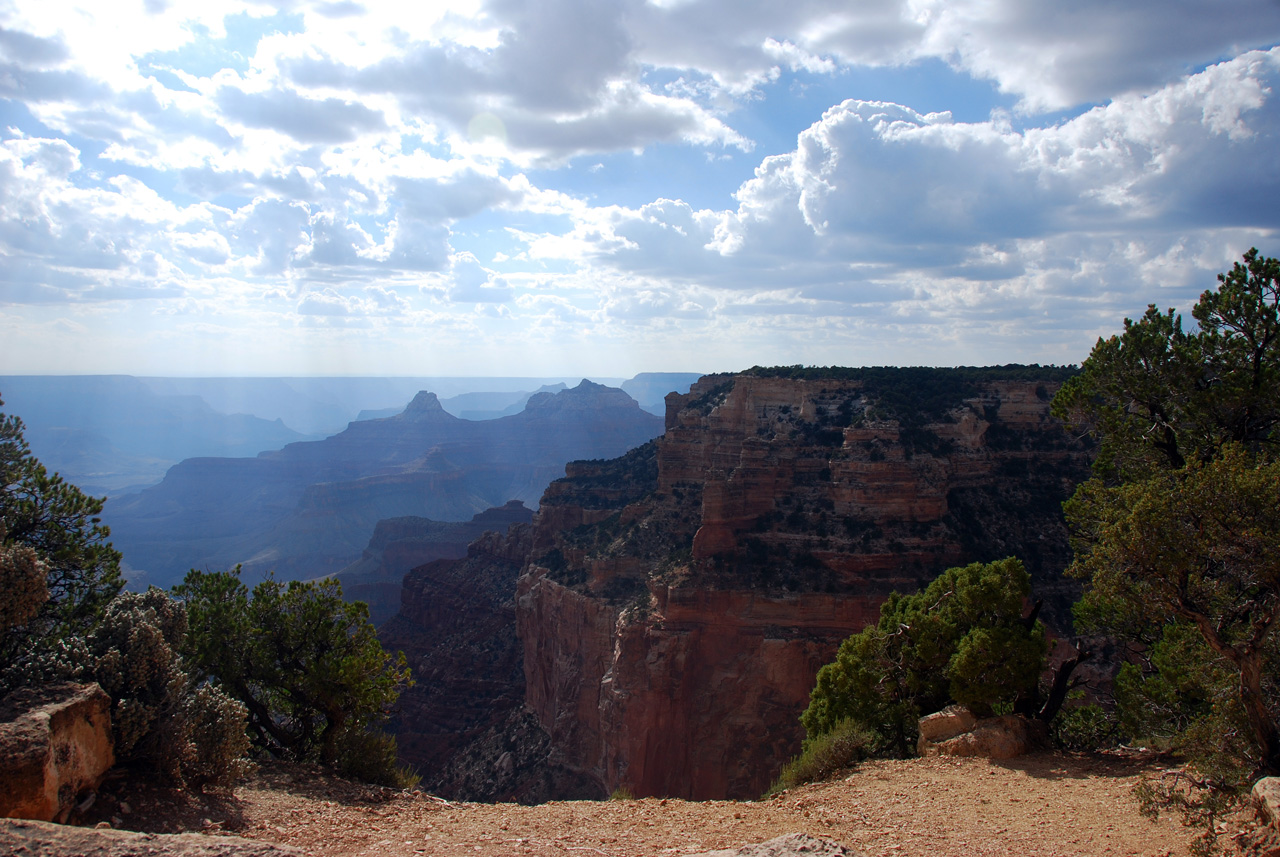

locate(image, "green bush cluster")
[[1050, 698, 1118, 752], [88, 589, 251, 787], [175, 567, 416, 788], [2, 393, 406, 791], [1049, 250, 1280, 852], [802, 557, 1047, 758], [2, 398, 247, 785]]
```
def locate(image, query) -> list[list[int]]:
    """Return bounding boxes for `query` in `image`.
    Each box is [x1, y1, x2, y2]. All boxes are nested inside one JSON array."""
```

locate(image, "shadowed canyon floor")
[[83, 754, 1198, 857]]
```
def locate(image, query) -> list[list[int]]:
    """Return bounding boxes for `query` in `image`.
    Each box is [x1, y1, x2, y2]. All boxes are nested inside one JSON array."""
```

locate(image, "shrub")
[[183, 683, 253, 789], [175, 567, 413, 783], [1051, 700, 1118, 752], [0, 397, 250, 789], [0, 533, 46, 633], [89, 589, 189, 771], [0, 396, 122, 696], [767, 718, 875, 796], [1053, 251, 1280, 853], [802, 558, 1047, 757], [89, 588, 252, 786], [330, 725, 418, 789]]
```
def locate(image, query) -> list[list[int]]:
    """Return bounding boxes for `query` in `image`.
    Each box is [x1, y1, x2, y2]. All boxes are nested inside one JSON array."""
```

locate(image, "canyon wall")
[[338, 501, 533, 624], [514, 368, 1093, 799], [380, 527, 601, 803], [107, 380, 663, 588]]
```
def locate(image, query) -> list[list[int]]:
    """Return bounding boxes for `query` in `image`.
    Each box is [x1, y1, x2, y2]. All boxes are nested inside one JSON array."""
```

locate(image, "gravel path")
[[89, 753, 1197, 857]]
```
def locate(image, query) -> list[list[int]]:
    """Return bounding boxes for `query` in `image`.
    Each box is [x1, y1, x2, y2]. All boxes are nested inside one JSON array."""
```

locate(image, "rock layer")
[[515, 368, 1092, 799], [380, 529, 599, 802], [108, 381, 662, 588]]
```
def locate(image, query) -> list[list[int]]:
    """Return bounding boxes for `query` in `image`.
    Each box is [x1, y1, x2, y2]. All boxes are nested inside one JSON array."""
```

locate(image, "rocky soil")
[[78, 753, 1206, 857]]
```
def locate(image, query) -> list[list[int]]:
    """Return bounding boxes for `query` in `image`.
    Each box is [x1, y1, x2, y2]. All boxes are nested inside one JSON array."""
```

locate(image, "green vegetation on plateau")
[[792, 250, 1280, 853], [0, 392, 412, 788], [175, 567, 414, 786], [1054, 250, 1280, 849], [801, 557, 1049, 759]]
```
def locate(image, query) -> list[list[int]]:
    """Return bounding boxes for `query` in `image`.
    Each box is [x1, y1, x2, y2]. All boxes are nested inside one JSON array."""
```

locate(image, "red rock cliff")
[[516, 369, 1092, 799]]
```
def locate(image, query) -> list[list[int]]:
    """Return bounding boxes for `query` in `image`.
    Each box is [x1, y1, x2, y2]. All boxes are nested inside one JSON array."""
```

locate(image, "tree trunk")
[[1036, 645, 1091, 723], [1188, 611, 1280, 775], [1237, 655, 1280, 775]]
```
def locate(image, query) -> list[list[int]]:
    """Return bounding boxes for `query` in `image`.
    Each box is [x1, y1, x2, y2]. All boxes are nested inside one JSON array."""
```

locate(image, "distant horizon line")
[[0, 372, 705, 380]]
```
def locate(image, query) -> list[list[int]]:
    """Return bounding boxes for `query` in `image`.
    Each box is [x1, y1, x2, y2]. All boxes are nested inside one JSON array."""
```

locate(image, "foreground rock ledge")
[[0, 818, 303, 857], [0, 681, 114, 822]]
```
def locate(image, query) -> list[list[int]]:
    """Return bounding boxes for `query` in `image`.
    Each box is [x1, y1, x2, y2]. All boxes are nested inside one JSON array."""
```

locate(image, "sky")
[[1, 1, 1279, 378]]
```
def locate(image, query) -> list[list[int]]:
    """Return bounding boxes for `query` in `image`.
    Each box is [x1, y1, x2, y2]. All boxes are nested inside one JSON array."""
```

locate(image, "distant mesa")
[[336, 500, 535, 625], [104, 381, 664, 589], [0, 375, 309, 496], [398, 391, 447, 420]]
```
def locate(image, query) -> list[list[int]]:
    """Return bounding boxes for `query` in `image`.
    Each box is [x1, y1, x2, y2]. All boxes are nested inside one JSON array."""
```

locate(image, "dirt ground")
[[84, 752, 1212, 857]]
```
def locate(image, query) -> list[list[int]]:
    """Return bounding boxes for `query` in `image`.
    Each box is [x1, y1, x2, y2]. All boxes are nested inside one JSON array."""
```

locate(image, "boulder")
[[917, 709, 1047, 760], [0, 818, 303, 856], [1254, 777, 1280, 830], [917, 705, 979, 749], [0, 682, 115, 822], [690, 832, 864, 856]]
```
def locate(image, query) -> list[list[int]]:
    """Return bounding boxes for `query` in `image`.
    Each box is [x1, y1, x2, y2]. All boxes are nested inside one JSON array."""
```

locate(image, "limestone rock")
[[336, 501, 534, 624], [917, 705, 979, 750], [691, 832, 864, 856], [0, 818, 303, 856], [918, 712, 1048, 760], [1253, 777, 1280, 830], [0, 682, 114, 823]]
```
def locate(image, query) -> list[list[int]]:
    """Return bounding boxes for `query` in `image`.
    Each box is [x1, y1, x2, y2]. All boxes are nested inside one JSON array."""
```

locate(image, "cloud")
[[446, 252, 514, 303], [629, 0, 1280, 112], [296, 288, 354, 315], [295, 284, 408, 317], [0, 27, 70, 66], [393, 170, 523, 221], [503, 50, 1279, 347], [1, 1, 1278, 375], [227, 198, 312, 275], [571, 50, 1280, 279], [215, 86, 387, 144]]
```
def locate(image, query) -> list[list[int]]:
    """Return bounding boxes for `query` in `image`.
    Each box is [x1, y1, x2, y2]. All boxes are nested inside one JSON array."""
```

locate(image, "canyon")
[[105, 381, 663, 589], [335, 500, 535, 625], [384, 367, 1094, 801]]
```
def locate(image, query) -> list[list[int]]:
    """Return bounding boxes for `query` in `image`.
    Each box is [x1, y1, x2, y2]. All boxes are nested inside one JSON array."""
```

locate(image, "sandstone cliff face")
[[516, 368, 1092, 800], [380, 528, 599, 802]]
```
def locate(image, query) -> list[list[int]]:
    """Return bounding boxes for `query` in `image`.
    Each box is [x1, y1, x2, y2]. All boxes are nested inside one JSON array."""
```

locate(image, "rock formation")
[[0, 682, 114, 823], [691, 833, 865, 857], [337, 501, 534, 625], [511, 367, 1092, 799], [106, 381, 663, 588], [917, 706, 1048, 759], [379, 528, 598, 802], [1254, 777, 1280, 831]]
